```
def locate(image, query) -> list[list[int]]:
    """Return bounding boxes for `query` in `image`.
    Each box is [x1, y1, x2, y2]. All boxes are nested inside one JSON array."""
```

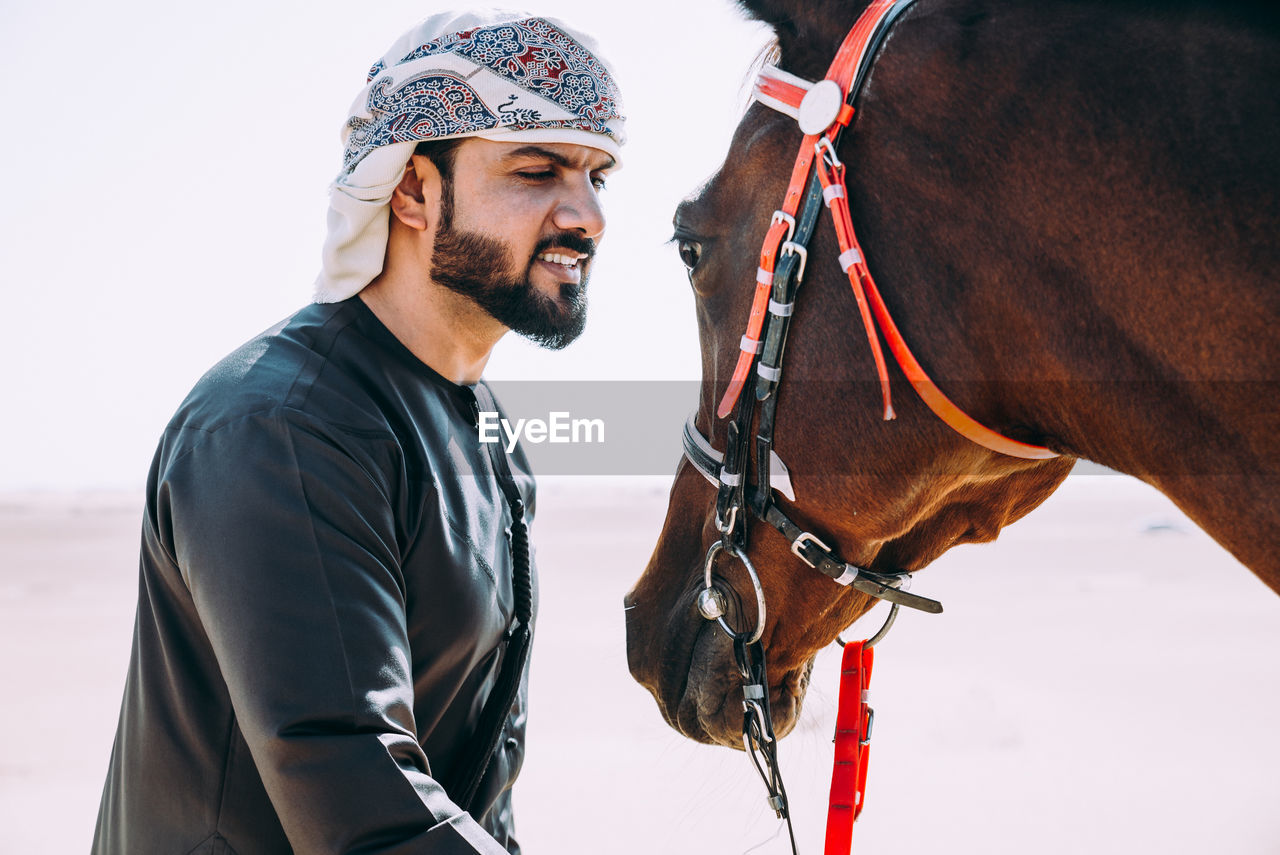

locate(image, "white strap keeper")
[[839, 248, 863, 272], [756, 267, 774, 286], [757, 364, 782, 382], [834, 565, 860, 586], [768, 299, 795, 317], [719, 470, 743, 487], [740, 335, 762, 354], [823, 184, 847, 204]]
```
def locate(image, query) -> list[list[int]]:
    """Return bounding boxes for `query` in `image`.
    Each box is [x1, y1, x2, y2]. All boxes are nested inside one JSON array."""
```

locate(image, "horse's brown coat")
[[625, 0, 1279, 747]]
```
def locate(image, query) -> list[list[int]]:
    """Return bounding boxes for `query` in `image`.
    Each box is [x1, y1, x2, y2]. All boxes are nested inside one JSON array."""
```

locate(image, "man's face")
[[428, 139, 615, 349]]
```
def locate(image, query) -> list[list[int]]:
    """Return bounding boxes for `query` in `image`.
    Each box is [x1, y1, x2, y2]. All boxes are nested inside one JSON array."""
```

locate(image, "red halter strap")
[[718, 0, 1059, 460], [826, 640, 875, 855]]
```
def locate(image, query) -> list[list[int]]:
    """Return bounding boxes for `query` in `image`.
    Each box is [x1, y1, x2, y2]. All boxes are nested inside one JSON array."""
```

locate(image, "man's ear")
[[389, 154, 443, 232]]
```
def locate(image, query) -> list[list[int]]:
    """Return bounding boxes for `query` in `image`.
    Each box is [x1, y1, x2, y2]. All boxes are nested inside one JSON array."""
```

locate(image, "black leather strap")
[[683, 413, 943, 614], [756, 168, 828, 403], [453, 384, 534, 813], [761, 499, 943, 613], [683, 412, 726, 487]]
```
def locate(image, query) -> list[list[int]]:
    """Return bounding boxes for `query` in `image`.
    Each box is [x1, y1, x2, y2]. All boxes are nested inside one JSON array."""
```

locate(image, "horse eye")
[[677, 239, 702, 271]]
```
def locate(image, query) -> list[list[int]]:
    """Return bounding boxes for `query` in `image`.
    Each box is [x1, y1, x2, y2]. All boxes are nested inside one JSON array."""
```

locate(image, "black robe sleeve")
[[161, 406, 508, 854]]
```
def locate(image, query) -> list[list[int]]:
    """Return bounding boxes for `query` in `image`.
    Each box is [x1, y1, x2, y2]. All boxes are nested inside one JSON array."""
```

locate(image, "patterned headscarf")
[[315, 10, 627, 303]]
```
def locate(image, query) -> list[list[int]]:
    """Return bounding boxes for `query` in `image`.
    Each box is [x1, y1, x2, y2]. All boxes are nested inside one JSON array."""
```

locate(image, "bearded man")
[[92, 11, 624, 855]]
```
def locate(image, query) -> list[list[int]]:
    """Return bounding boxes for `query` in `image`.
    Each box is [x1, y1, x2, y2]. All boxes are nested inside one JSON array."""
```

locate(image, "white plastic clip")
[[838, 248, 862, 272]]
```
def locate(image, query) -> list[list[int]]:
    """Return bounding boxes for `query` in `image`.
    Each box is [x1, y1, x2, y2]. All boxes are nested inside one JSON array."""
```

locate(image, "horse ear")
[[735, 0, 866, 79]]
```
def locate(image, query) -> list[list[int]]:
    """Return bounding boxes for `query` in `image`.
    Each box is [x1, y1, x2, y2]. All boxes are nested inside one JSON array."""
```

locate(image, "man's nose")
[[552, 175, 606, 239]]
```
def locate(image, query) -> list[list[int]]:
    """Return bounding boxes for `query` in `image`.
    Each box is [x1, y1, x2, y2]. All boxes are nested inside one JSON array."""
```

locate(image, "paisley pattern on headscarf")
[[342, 17, 625, 175]]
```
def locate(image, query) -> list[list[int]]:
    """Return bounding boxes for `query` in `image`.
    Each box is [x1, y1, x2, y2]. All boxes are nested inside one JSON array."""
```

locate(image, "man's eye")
[[677, 239, 702, 271], [518, 170, 554, 181], [591, 176, 608, 191]]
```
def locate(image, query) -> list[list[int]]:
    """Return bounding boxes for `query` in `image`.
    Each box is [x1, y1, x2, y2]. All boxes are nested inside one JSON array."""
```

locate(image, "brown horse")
[[625, 0, 1279, 754]]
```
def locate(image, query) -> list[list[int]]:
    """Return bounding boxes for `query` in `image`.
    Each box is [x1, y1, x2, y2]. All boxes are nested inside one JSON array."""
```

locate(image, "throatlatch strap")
[[825, 641, 875, 855]]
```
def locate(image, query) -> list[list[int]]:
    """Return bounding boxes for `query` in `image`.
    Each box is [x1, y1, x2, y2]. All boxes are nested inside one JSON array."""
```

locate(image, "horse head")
[[623, 0, 1079, 748]]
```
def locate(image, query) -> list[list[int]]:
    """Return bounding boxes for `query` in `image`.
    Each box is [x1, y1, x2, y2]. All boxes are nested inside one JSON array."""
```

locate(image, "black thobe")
[[93, 297, 536, 854]]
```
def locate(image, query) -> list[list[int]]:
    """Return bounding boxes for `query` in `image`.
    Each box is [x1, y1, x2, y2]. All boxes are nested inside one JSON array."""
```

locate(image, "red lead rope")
[[825, 640, 875, 855]]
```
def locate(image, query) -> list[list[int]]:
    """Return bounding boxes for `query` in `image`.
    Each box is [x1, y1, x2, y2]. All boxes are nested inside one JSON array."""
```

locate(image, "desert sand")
[[1, 476, 1277, 854]]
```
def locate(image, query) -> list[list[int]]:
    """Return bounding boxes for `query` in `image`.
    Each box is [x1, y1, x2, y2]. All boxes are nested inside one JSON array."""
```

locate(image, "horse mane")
[[737, 0, 1280, 79]]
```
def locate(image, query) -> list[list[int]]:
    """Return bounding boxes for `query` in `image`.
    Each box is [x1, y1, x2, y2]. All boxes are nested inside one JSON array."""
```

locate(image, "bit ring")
[[701, 539, 767, 644]]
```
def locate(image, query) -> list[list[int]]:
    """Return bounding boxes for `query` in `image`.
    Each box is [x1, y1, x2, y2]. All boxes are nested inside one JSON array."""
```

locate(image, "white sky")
[[0, 0, 774, 490]]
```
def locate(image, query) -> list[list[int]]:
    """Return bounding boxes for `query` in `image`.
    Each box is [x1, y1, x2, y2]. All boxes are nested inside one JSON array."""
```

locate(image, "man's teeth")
[[539, 251, 585, 268]]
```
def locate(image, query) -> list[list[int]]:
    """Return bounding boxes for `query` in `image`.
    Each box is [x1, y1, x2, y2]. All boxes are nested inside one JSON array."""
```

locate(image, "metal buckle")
[[816, 135, 843, 168], [715, 505, 738, 536], [790, 530, 831, 568], [780, 241, 808, 282], [770, 210, 796, 243]]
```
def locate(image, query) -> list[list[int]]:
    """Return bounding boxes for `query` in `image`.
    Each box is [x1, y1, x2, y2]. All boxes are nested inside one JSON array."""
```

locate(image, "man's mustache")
[[533, 232, 596, 260]]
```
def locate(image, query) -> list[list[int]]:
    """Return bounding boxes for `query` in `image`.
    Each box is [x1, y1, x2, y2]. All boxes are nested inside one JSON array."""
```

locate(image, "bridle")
[[682, 1, 1060, 852]]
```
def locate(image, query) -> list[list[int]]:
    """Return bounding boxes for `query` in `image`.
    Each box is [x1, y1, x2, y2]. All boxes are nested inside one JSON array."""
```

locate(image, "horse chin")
[[624, 582, 812, 748], [673, 624, 812, 749]]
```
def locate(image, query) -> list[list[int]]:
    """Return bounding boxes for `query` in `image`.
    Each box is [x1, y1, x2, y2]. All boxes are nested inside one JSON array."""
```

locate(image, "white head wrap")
[[314, 10, 627, 303]]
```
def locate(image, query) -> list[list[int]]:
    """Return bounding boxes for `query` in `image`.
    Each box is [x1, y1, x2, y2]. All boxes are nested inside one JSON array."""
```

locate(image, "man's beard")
[[429, 198, 594, 350]]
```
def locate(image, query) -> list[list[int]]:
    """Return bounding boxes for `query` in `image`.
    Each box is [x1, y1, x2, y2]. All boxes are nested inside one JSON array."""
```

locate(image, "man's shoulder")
[[156, 299, 473, 484], [170, 300, 386, 437]]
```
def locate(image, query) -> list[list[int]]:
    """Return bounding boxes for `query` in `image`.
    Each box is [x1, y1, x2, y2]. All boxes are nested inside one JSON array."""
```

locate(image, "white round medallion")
[[797, 79, 845, 136]]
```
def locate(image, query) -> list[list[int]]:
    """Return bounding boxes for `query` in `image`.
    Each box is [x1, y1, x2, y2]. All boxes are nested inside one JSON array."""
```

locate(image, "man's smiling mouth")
[[537, 250, 588, 270]]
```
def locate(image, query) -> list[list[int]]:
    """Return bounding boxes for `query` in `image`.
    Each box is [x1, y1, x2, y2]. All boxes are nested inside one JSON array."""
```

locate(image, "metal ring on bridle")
[[701, 540, 767, 644], [836, 602, 901, 650]]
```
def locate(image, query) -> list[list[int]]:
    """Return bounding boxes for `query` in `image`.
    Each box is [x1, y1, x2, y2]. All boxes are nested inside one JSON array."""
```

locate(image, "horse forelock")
[[736, 0, 879, 78]]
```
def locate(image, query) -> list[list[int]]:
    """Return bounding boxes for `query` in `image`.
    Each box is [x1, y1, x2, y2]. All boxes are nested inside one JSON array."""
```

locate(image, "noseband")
[[683, 413, 944, 621], [680, 0, 1057, 851]]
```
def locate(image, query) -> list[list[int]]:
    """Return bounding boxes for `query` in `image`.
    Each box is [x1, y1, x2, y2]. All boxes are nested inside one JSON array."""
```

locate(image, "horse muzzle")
[[624, 585, 806, 748]]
